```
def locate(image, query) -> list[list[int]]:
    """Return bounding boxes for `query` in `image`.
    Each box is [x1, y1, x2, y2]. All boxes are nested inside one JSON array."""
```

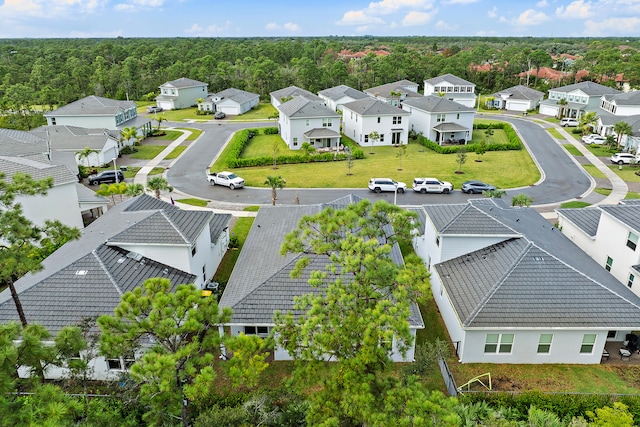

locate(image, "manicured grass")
[[243, 206, 260, 212], [129, 145, 167, 159], [181, 127, 202, 140], [148, 167, 164, 176], [563, 144, 582, 156], [151, 130, 184, 140], [560, 201, 591, 208], [626, 192, 640, 199], [242, 134, 288, 158], [165, 146, 187, 159], [154, 108, 204, 122], [213, 217, 254, 286], [584, 144, 617, 157], [582, 164, 607, 179], [547, 128, 564, 140], [176, 198, 208, 207], [230, 103, 277, 121], [608, 165, 640, 182], [595, 188, 612, 196]]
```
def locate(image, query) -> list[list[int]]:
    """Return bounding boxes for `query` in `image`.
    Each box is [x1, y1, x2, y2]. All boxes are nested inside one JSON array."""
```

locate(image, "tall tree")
[[146, 176, 173, 200], [579, 111, 597, 135], [98, 278, 268, 427], [613, 121, 633, 148], [274, 199, 430, 425], [76, 147, 99, 167]]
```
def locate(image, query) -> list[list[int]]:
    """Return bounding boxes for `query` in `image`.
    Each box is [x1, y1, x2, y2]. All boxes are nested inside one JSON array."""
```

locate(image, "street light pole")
[[394, 183, 398, 206], [113, 156, 119, 184]]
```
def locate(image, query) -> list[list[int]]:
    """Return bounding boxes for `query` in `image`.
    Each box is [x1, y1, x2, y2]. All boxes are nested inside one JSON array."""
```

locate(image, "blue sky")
[[1, 0, 640, 38]]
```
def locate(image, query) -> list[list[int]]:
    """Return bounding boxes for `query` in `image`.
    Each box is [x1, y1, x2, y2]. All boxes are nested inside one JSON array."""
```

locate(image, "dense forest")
[[1, 36, 640, 113]]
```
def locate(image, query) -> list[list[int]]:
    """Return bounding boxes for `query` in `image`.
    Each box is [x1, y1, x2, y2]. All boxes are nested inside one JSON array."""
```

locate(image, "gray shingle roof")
[[160, 77, 207, 89], [493, 85, 544, 101], [342, 97, 410, 116], [556, 207, 602, 237], [45, 96, 137, 117], [32, 125, 116, 151], [551, 81, 621, 96], [424, 73, 474, 86], [430, 199, 640, 329], [318, 85, 369, 101], [278, 97, 339, 119], [423, 202, 518, 235], [211, 88, 259, 104], [602, 90, 640, 106], [403, 95, 475, 113], [210, 213, 232, 244], [124, 193, 179, 212], [600, 204, 640, 234], [0, 128, 49, 157], [364, 79, 421, 99], [0, 155, 77, 186], [270, 85, 322, 103]]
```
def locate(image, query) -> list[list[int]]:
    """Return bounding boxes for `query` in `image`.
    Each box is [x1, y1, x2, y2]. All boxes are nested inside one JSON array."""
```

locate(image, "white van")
[[560, 118, 579, 127]]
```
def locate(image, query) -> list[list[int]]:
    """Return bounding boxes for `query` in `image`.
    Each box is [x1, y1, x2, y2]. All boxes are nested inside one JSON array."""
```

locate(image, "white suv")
[[412, 178, 453, 194], [368, 178, 406, 193], [560, 118, 579, 127], [610, 153, 639, 165]]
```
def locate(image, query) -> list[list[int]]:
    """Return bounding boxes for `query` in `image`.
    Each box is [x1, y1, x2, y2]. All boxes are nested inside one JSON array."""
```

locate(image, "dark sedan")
[[461, 180, 496, 194]]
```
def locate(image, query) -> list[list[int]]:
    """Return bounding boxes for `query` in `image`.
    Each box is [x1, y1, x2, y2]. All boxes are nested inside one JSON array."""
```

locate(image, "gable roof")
[[550, 81, 621, 96], [402, 95, 476, 113], [0, 155, 77, 186], [270, 85, 322, 103], [428, 199, 640, 329], [318, 85, 369, 102], [160, 77, 207, 89], [556, 207, 602, 237], [45, 96, 137, 117], [602, 90, 640, 106], [364, 79, 421, 99], [424, 73, 474, 87], [0, 128, 49, 157], [493, 85, 544, 101], [278, 97, 339, 119], [32, 125, 116, 151], [342, 97, 410, 116], [211, 87, 259, 104]]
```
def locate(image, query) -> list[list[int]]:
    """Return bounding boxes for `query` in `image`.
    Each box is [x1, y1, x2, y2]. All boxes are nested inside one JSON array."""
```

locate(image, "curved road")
[[166, 115, 592, 207]]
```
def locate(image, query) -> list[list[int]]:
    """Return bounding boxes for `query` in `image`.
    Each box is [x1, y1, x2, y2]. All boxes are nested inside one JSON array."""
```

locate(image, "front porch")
[[304, 127, 341, 149], [433, 122, 470, 145], [601, 341, 640, 365]]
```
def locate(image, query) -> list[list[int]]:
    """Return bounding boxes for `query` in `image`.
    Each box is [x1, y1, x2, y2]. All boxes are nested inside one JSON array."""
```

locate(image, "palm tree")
[[146, 176, 173, 199], [120, 126, 140, 148], [124, 183, 144, 198], [156, 115, 166, 132], [557, 98, 568, 119], [579, 111, 597, 135], [613, 121, 633, 148], [264, 175, 286, 206], [512, 193, 533, 207], [196, 97, 204, 112], [75, 147, 99, 167], [96, 182, 127, 204]]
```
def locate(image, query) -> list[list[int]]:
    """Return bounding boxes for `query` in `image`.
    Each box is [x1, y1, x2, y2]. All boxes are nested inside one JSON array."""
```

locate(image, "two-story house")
[[596, 91, 640, 150], [364, 79, 421, 106], [341, 97, 410, 147], [318, 84, 369, 112], [401, 95, 475, 145], [198, 88, 260, 116], [32, 125, 119, 168], [539, 81, 620, 119], [423, 74, 477, 108], [156, 77, 208, 110], [277, 97, 341, 150], [270, 85, 322, 109], [489, 85, 545, 112], [44, 96, 152, 140], [412, 198, 640, 364]]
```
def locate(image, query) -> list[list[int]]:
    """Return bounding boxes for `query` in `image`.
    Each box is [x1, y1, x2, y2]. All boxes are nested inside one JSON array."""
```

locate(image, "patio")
[[601, 341, 640, 365]]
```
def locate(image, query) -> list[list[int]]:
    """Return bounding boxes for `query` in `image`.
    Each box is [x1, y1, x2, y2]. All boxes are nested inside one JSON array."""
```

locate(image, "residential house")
[[198, 88, 260, 115], [0, 194, 231, 380], [489, 85, 545, 112], [44, 96, 152, 140], [342, 97, 410, 147], [277, 97, 340, 150], [401, 95, 474, 145], [156, 77, 208, 110], [32, 125, 119, 168], [219, 195, 424, 362], [596, 91, 640, 149], [423, 74, 477, 108], [270, 85, 322, 109], [412, 198, 640, 364], [539, 81, 620, 119], [364, 79, 421, 107], [558, 200, 640, 298], [318, 84, 369, 112]]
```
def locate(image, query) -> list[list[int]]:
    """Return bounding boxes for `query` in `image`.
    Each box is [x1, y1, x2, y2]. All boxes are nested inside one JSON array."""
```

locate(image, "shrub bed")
[[417, 122, 522, 154]]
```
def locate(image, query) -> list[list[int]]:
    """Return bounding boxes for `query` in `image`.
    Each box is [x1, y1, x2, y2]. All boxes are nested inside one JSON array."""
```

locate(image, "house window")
[[628, 273, 635, 289], [436, 114, 445, 123], [293, 138, 298, 147], [380, 134, 384, 142], [306, 119, 309, 126], [107, 352, 135, 370], [244, 326, 268, 335], [605, 256, 613, 272], [454, 86, 459, 93], [537, 334, 553, 354], [364, 134, 369, 143], [51, 118, 56, 125], [435, 236, 440, 246], [627, 232, 638, 250], [257, 326, 268, 335], [456, 113, 460, 119], [580, 334, 596, 353], [192, 246, 197, 257], [484, 333, 513, 353], [323, 118, 332, 127], [377, 117, 381, 123], [393, 116, 402, 124], [607, 330, 617, 339], [244, 326, 256, 334]]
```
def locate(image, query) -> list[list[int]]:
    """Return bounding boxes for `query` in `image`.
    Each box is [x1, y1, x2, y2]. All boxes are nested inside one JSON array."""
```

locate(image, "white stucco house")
[[156, 77, 208, 110], [539, 81, 620, 119], [401, 95, 475, 145], [270, 85, 322, 109], [412, 198, 640, 364], [318, 84, 369, 112], [44, 96, 152, 140], [0, 194, 231, 380], [489, 85, 545, 112], [342, 97, 410, 147], [595, 91, 640, 150], [32, 125, 119, 168], [364, 79, 422, 107], [198, 88, 260, 115], [219, 195, 424, 362], [277, 97, 341, 150], [424, 74, 477, 108]]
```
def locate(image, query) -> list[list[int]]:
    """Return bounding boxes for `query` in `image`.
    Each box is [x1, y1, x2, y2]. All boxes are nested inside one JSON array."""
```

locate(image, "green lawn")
[[165, 146, 187, 159], [562, 144, 582, 156], [150, 130, 184, 140], [595, 188, 612, 196], [560, 201, 591, 208], [153, 108, 203, 122], [548, 128, 564, 140], [213, 217, 255, 287], [241, 134, 288, 158], [181, 127, 203, 140], [148, 167, 164, 176], [175, 197, 208, 207], [582, 164, 607, 179], [627, 192, 640, 199], [230, 102, 278, 121], [608, 165, 640, 182], [129, 145, 167, 160]]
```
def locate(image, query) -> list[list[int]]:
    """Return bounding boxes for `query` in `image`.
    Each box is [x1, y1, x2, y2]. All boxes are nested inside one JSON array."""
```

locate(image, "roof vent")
[[162, 268, 169, 275], [75, 270, 88, 275], [126, 251, 143, 261], [533, 256, 544, 262], [117, 257, 126, 263]]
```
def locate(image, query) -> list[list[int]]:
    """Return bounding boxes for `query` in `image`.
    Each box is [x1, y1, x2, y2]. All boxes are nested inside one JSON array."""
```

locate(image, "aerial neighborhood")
[[4, 37, 640, 424]]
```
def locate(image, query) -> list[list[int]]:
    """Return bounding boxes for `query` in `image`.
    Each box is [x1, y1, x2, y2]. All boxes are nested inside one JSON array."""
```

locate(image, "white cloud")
[[435, 20, 458, 30], [583, 16, 640, 35], [536, 0, 549, 6], [367, 0, 434, 15], [443, 0, 478, 4], [184, 21, 232, 36], [113, 0, 164, 12], [265, 22, 279, 31], [337, 10, 384, 26], [337, 0, 434, 26], [515, 9, 550, 26], [556, 0, 592, 19], [264, 22, 301, 32], [402, 11, 434, 26], [488, 6, 497, 18], [283, 22, 301, 32], [0, 0, 104, 18]]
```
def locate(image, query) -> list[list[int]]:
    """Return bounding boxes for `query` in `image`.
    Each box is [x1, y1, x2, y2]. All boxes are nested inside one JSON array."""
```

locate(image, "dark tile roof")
[[32, 125, 116, 151], [364, 79, 421, 99], [424, 73, 474, 86], [0, 128, 49, 157], [211, 88, 259, 104], [493, 85, 544, 101], [0, 155, 77, 186], [161, 77, 207, 88], [270, 86, 322, 103], [278, 97, 339, 119], [45, 96, 137, 117], [124, 193, 179, 212], [556, 207, 602, 237], [551, 81, 620, 96], [600, 204, 640, 234], [318, 85, 369, 101], [342, 97, 410, 116], [210, 213, 232, 244], [402, 95, 475, 113]]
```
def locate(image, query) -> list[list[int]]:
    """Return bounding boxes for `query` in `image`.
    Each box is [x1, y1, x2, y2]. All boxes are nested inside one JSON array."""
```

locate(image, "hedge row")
[[416, 122, 522, 154], [225, 128, 364, 169]]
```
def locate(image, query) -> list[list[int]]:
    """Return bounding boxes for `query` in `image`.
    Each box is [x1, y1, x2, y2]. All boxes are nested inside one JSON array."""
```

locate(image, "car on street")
[[368, 178, 406, 193], [207, 171, 244, 189], [412, 177, 453, 194], [581, 134, 606, 145], [560, 118, 579, 127], [146, 105, 162, 113], [461, 180, 497, 194], [88, 170, 124, 185], [214, 111, 226, 119], [610, 153, 639, 165]]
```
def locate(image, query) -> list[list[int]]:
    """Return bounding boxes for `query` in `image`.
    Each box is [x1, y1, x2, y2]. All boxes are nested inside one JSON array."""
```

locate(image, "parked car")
[[87, 170, 124, 185], [214, 111, 226, 119], [146, 105, 162, 113], [207, 171, 244, 189], [461, 180, 496, 194], [412, 177, 453, 194], [368, 178, 406, 194], [581, 134, 606, 145], [610, 153, 639, 165], [560, 118, 579, 127]]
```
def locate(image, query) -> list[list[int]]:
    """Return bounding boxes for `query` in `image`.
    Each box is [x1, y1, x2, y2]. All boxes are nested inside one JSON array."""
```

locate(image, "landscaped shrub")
[[263, 127, 279, 135], [417, 122, 522, 154]]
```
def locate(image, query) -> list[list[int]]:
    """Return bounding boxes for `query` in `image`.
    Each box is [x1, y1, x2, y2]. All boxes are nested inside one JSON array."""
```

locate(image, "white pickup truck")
[[207, 171, 245, 189]]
